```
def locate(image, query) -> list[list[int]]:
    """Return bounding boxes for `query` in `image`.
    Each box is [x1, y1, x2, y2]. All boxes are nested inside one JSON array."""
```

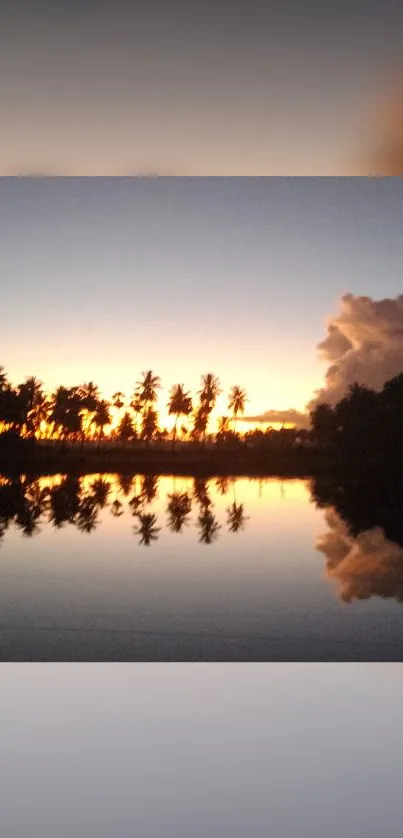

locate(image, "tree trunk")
[[171, 415, 178, 452]]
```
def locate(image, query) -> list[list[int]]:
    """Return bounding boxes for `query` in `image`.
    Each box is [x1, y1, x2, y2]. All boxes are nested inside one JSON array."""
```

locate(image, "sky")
[[1, 177, 403, 429], [1, 663, 403, 837], [2, 0, 403, 174]]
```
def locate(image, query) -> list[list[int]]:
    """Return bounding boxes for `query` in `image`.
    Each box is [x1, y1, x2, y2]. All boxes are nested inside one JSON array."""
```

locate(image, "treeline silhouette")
[[0, 364, 315, 474], [0, 366, 248, 444], [2, 365, 403, 475], [310, 374, 403, 467], [0, 474, 249, 547]]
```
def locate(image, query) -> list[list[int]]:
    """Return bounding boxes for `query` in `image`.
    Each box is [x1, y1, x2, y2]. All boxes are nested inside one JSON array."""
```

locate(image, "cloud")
[[309, 293, 403, 408], [316, 508, 403, 603], [241, 409, 311, 429]]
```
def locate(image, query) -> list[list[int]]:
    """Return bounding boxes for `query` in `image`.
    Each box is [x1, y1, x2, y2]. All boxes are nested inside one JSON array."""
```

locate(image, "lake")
[[1, 471, 403, 660]]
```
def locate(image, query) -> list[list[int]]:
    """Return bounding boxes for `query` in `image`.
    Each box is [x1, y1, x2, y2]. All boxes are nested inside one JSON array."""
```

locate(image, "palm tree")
[[0, 366, 7, 391], [18, 376, 48, 437], [217, 416, 231, 437], [129, 395, 143, 438], [78, 382, 101, 440], [135, 371, 161, 408], [141, 407, 159, 442], [196, 373, 221, 439], [198, 373, 221, 411], [79, 382, 100, 412], [167, 384, 192, 449], [50, 386, 83, 441], [91, 399, 112, 444], [112, 391, 125, 428], [112, 391, 125, 410], [190, 404, 209, 441], [228, 386, 248, 430], [116, 411, 135, 442]]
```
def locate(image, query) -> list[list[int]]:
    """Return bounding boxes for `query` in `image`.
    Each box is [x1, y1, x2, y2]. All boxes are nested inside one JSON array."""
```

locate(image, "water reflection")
[[0, 473, 251, 547], [312, 475, 403, 604], [3, 471, 403, 609]]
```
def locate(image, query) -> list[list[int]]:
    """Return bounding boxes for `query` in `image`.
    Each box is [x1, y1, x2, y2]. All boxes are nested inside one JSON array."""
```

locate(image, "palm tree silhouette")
[[198, 373, 221, 409], [112, 391, 125, 411], [194, 373, 221, 439], [135, 371, 161, 409], [129, 395, 143, 438], [217, 416, 231, 438], [0, 366, 7, 390], [112, 391, 125, 430], [79, 382, 100, 414], [91, 399, 112, 444], [141, 407, 159, 442], [18, 376, 48, 437], [168, 384, 192, 449], [50, 386, 83, 440], [116, 411, 135, 442], [228, 386, 248, 430], [134, 512, 161, 546]]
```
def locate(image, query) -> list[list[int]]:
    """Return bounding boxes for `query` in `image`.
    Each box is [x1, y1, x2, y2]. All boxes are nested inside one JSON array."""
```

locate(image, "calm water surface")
[[1, 472, 403, 660]]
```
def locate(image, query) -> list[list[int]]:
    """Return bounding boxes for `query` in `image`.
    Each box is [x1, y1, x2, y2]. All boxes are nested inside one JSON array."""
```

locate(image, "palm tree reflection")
[[0, 473, 251, 549], [226, 502, 249, 534], [134, 513, 161, 546], [90, 477, 111, 509], [141, 474, 159, 505], [166, 491, 192, 533], [76, 497, 99, 534], [48, 477, 81, 528], [197, 508, 221, 545]]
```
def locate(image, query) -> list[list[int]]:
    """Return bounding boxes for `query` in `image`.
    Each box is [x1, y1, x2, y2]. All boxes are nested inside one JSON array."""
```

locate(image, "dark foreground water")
[[1, 472, 403, 660]]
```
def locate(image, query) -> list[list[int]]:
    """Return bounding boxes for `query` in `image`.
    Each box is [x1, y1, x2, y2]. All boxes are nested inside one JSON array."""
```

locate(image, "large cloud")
[[309, 293, 403, 408], [316, 508, 403, 603]]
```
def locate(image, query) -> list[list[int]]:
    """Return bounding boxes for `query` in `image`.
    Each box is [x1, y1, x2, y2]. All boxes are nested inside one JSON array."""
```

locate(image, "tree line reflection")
[[312, 474, 403, 605], [3, 470, 403, 607], [0, 474, 249, 547]]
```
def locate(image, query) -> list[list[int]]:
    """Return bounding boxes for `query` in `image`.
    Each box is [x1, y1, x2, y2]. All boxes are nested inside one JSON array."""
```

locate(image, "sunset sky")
[[2, 0, 403, 175], [1, 177, 403, 431]]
